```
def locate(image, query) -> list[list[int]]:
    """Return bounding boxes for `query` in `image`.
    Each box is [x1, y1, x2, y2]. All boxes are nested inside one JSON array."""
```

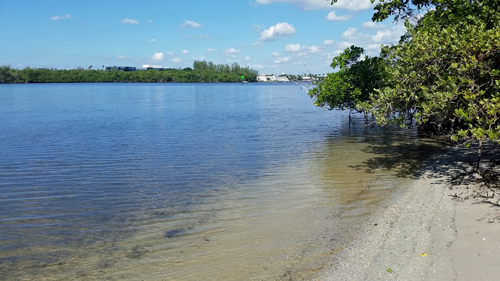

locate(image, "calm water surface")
[[0, 83, 441, 280]]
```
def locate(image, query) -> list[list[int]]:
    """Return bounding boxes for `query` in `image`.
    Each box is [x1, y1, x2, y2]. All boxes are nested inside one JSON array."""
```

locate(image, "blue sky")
[[0, 0, 407, 75]]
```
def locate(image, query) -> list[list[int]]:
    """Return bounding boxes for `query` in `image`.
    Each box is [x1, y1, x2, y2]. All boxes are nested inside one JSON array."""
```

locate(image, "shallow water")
[[0, 83, 442, 280]]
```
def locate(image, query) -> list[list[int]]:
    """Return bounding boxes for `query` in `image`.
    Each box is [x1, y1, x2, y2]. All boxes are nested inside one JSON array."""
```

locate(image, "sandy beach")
[[313, 145, 500, 281]]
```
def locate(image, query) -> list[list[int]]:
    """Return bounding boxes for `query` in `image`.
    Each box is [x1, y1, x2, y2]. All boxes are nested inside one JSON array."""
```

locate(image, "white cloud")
[[166, 51, 174, 56], [147, 20, 153, 23], [254, 25, 263, 32], [327, 0, 373, 11], [372, 30, 393, 42], [180, 20, 202, 28], [365, 44, 383, 51], [143, 64, 163, 68], [323, 40, 335, 46], [274, 56, 291, 63], [361, 21, 386, 29], [326, 11, 353, 21], [341, 27, 358, 40], [50, 14, 72, 21], [121, 18, 139, 24], [323, 51, 341, 61], [184, 34, 211, 39], [244, 56, 251, 60], [294, 52, 310, 57], [307, 45, 321, 53], [284, 44, 321, 55], [337, 41, 354, 50], [151, 52, 164, 61], [113, 55, 132, 60], [255, 0, 373, 11], [271, 52, 280, 57], [333, 24, 407, 53], [223, 48, 241, 54], [172, 58, 182, 63], [181, 50, 189, 54], [285, 44, 302, 52], [260, 22, 296, 41], [206, 48, 216, 52], [149, 38, 157, 43]]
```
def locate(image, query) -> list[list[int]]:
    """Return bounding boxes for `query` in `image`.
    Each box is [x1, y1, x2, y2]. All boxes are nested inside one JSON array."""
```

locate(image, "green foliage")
[[0, 65, 18, 83], [191, 60, 258, 82], [327, 0, 500, 145], [366, 0, 500, 145], [369, 0, 500, 26], [308, 46, 391, 111], [0, 61, 258, 84]]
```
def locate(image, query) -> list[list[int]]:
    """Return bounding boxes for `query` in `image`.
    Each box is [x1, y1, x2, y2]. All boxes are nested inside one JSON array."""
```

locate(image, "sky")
[[0, 0, 407, 75]]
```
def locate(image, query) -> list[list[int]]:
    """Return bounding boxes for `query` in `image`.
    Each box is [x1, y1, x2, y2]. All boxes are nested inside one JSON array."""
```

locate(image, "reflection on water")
[[0, 83, 446, 280]]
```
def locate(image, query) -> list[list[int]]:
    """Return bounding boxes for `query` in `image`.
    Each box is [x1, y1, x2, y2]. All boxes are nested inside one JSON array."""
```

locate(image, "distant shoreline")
[[0, 61, 260, 84], [0, 80, 298, 85]]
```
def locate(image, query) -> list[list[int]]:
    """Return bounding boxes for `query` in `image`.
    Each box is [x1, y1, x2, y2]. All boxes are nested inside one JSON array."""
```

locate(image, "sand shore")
[[312, 146, 500, 281]]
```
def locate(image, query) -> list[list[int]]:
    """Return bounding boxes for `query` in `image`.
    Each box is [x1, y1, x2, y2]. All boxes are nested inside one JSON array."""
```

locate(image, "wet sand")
[[313, 145, 500, 281]]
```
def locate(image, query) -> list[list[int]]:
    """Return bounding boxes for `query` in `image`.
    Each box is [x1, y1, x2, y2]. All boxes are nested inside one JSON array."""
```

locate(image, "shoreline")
[[312, 146, 500, 280]]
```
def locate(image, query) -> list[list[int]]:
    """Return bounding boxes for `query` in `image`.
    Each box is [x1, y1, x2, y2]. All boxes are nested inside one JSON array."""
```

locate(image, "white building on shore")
[[257, 74, 290, 82]]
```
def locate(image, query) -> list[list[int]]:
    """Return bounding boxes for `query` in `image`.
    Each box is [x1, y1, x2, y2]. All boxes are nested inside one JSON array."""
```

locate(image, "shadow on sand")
[[343, 124, 500, 204]]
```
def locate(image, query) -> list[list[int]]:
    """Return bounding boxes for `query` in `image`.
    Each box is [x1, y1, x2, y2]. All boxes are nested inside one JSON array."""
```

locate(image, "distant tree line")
[[0, 61, 258, 84]]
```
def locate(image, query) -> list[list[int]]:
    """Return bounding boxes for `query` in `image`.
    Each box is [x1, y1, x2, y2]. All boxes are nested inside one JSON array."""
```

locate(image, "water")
[[0, 83, 442, 280]]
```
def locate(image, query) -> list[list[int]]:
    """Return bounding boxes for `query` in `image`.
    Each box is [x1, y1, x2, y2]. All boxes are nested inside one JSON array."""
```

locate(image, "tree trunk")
[[476, 140, 483, 174]]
